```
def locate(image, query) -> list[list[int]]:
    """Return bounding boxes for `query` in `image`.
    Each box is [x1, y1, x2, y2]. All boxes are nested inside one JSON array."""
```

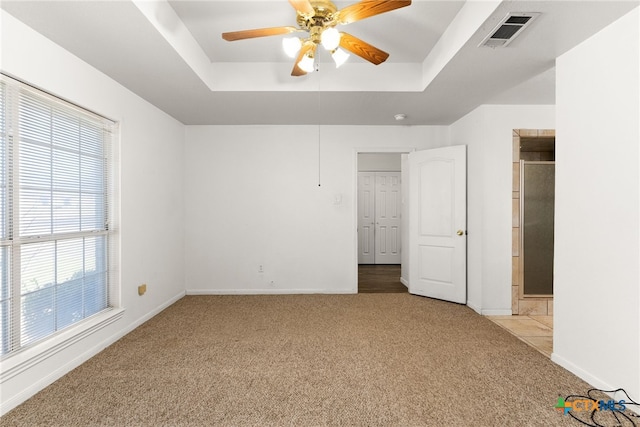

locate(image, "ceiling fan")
[[222, 0, 412, 76]]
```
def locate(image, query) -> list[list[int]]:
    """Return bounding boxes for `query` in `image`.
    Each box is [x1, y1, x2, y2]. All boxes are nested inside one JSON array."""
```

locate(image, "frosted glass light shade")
[[298, 54, 315, 73], [331, 48, 350, 68], [282, 37, 302, 58], [321, 28, 341, 51]]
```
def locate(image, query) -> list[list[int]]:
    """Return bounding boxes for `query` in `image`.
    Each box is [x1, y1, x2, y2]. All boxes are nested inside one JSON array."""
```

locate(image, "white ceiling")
[[2, 0, 638, 125], [170, 1, 465, 63]]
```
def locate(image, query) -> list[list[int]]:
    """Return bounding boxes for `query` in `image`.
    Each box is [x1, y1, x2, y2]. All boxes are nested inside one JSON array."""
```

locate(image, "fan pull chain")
[[317, 75, 321, 187], [318, 123, 321, 187]]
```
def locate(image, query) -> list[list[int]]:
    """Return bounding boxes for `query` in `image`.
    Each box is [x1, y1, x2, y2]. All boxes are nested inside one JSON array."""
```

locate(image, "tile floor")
[[487, 315, 553, 358]]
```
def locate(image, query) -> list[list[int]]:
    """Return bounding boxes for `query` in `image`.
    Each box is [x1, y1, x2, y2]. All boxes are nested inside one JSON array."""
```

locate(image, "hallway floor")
[[487, 315, 553, 358], [358, 265, 407, 293]]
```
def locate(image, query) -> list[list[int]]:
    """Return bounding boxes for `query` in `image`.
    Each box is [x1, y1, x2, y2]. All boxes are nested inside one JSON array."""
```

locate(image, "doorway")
[[512, 129, 555, 315], [357, 171, 401, 264], [354, 147, 467, 300], [356, 152, 406, 293]]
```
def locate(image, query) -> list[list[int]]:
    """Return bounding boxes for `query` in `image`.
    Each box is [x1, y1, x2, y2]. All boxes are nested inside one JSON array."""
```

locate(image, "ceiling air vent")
[[479, 12, 540, 48]]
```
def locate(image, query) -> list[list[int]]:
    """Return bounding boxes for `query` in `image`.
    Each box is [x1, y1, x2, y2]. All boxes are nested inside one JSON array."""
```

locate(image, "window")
[[0, 75, 116, 357]]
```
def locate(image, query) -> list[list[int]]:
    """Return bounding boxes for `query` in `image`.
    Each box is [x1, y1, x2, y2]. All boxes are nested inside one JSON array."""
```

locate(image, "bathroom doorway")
[[512, 129, 555, 315]]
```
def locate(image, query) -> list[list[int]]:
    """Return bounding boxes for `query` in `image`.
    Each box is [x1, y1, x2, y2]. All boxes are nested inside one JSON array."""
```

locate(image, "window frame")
[[0, 73, 121, 370]]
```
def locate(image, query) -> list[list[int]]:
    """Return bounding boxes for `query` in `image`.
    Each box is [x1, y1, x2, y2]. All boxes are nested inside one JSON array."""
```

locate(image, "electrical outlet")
[[138, 284, 147, 296], [258, 265, 264, 273], [269, 280, 275, 287]]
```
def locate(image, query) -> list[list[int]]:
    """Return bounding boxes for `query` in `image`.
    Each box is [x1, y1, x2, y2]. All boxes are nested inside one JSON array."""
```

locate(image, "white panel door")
[[358, 172, 375, 264], [375, 172, 401, 264], [408, 146, 466, 303]]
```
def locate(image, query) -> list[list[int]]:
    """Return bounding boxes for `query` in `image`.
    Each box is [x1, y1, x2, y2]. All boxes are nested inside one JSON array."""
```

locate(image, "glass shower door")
[[520, 161, 555, 296]]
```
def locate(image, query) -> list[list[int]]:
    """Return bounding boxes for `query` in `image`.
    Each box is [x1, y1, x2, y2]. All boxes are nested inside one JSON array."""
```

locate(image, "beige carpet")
[[3, 294, 595, 426]]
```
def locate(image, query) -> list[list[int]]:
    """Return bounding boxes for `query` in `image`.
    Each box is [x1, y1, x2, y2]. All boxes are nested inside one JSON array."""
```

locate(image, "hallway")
[[358, 265, 407, 293]]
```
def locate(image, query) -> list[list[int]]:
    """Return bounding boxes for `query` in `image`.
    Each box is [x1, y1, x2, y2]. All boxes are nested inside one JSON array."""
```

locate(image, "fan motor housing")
[[297, 0, 338, 30]]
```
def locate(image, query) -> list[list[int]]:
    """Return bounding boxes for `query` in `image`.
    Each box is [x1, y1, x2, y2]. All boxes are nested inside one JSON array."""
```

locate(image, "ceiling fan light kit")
[[298, 53, 316, 73], [331, 48, 350, 68], [222, 0, 412, 77], [282, 37, 303, 58], [320, 27, 341, 50]]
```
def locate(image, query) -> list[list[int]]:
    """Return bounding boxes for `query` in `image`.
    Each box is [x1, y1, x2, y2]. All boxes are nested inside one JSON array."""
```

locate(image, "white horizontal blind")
[[0, 80, 8, 354], [0, 75, 115, 356]]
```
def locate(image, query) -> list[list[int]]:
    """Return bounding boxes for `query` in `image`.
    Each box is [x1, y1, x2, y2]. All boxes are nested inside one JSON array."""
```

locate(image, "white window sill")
[[0, 308, 125, 383]]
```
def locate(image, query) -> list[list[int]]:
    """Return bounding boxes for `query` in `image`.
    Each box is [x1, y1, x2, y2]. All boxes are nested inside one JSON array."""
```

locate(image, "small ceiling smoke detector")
[[394, 114, 407, 121], [479, 12, 540, 48]]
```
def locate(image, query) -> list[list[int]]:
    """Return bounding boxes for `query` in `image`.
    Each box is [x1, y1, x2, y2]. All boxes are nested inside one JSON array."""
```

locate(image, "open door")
[[408, 146, 466, 303]]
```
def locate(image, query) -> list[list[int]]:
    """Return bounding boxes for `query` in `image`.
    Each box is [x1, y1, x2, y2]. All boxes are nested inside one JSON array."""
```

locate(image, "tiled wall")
[[512, 129, 555, 315]]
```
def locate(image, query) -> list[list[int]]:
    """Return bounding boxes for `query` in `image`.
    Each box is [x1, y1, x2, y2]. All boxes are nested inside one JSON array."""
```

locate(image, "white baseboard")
[[465, 301, 511, 316], [551, 352, 617, 392], [400, 277, 409, 287], [186, 288, 356, 295], [550, 352, 640, 414], [1, 290, 185, 416], [121, 290, 186, 336], [466, 301, 482, 314]]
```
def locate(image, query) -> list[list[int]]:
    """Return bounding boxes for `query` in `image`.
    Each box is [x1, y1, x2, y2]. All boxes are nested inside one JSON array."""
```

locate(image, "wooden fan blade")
[[222, 26, 298, 41], [339, 32, 389, 65], [291, 43, 316, 76], [337, 0, 411, 25], [288, 0, 314, 16]]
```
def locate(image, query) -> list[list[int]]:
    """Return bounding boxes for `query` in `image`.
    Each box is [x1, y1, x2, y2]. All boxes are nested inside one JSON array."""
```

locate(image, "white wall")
[[358, 153, 402, 171], [1, 11, 185, 413], [5, 0, 637, 414], [450, 105, 555, 314], [554, 7, 639, 400], [184, 125, 448, 294], [185, 106, 556, 309]]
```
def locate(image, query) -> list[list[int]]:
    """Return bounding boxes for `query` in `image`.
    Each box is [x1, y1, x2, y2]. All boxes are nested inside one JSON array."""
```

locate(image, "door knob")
[[456, 230, 464, 236]]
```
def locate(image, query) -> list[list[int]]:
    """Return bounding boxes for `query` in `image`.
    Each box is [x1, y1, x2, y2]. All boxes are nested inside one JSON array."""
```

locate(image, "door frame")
[[353, 147, 415, 293], [511, 129, 555, 315]]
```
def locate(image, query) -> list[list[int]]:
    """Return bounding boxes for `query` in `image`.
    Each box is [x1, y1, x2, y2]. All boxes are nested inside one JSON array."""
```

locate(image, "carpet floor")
[[2, 294, 601, 426]]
